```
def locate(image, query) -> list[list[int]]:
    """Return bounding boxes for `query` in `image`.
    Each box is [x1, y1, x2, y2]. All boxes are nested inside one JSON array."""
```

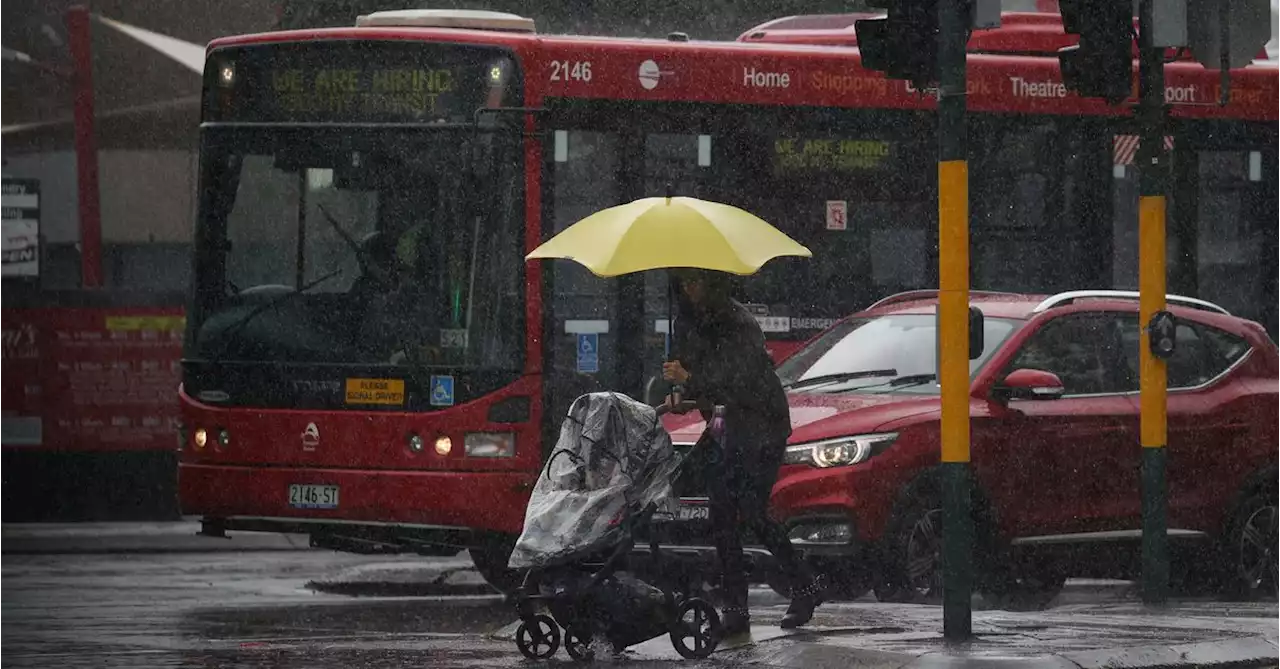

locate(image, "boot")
[[779, 575, 826, 629]]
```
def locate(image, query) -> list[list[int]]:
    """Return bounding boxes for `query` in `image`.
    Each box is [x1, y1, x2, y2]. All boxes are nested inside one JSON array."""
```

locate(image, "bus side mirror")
[[969, 306, 985, 360]]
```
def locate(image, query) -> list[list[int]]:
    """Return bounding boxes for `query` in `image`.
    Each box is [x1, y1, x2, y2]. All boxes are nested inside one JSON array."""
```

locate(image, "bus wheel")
[[470, 538, 521, 594]]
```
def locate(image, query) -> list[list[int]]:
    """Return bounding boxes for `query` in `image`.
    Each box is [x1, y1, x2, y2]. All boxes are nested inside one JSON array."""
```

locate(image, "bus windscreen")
[[203, 41, 521, 124]]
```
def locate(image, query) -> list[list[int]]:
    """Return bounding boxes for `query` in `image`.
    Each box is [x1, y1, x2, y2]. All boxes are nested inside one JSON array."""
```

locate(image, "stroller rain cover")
[[508, 392, 681, 569]]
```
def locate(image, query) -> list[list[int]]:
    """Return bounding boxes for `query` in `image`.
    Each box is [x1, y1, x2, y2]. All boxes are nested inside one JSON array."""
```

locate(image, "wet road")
[[2, 551, 524, 668]]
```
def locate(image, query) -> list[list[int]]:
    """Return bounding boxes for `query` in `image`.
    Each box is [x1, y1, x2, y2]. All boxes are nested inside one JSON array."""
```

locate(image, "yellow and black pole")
[[1136, 0, 1170, 606], [938, 0, 973, 641]]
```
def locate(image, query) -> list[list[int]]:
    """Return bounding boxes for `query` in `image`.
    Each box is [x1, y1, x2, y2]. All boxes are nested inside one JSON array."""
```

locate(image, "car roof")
[[857, 290, 1248, 331]]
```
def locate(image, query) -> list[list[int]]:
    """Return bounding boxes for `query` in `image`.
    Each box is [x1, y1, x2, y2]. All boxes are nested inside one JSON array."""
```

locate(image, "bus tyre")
[[470, 539, 521, 595]]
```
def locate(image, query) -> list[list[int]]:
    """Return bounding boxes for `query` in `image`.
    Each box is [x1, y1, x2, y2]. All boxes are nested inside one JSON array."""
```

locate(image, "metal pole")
[[1137, 0, 1170, 607], [67, 5, 103, 288], [938, 0, 973, 642]]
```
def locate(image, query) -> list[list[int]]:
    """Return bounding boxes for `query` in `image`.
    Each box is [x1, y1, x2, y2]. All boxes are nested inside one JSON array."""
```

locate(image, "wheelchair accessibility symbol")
[[577, 333, 599, 374], [429, 375, 455, 407]]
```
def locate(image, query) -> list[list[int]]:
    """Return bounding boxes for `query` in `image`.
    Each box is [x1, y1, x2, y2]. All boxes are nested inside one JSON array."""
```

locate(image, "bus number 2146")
[[550, 60, 592, 83]]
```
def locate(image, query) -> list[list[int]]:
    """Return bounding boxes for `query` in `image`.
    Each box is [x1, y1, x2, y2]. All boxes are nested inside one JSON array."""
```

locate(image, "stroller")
[[508, 392, 725, 661]]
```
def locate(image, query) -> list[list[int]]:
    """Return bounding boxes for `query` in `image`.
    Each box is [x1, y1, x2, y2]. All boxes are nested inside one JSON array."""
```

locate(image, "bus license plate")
[[676, 505, 709, 521], [289, 484, 339, 509]]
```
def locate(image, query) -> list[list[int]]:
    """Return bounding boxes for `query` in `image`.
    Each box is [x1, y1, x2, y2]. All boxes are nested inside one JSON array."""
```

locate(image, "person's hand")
[[662, 360, 691, 384]]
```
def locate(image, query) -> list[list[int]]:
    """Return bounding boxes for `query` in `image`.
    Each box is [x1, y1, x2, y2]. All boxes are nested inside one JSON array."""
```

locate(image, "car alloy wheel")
[[1235, 499, 1279, 596]]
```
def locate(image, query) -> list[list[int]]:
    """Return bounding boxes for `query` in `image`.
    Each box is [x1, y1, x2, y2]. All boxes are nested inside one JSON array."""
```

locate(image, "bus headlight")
[[434, 436, 453, 456], [194, 428, 208, 450], [465, 432, 515, 457], [783, 433, 897, 468]]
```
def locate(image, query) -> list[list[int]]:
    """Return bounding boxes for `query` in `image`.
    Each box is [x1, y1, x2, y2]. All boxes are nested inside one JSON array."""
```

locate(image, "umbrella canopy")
[[526, 196, 811, 277]]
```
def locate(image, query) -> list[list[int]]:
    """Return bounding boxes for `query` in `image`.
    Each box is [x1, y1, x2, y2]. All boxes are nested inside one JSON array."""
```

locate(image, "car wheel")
[[875, 491, 944, 604], [469, 537, 522, 595], [1221, 489, 1278, 600]]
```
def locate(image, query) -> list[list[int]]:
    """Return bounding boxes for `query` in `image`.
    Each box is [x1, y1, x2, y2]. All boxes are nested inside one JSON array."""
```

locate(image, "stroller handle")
[[655, 400, 700, 417]]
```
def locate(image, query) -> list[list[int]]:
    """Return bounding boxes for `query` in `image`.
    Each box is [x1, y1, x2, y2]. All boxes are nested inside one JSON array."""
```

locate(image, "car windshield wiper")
[[204, 267, 344, 364], [888, 373, 938, 387], [783, 369, 898, 391], [841, 373, 939, 392]]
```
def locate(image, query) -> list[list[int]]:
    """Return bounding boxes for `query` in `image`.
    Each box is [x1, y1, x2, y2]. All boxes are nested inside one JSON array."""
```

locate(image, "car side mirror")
[[993, 368, 1065, 402]]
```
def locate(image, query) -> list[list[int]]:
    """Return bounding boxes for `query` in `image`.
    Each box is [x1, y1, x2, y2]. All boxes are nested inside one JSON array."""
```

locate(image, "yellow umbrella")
[[526, 196, 811, 277], [527, 195, 811, 390]]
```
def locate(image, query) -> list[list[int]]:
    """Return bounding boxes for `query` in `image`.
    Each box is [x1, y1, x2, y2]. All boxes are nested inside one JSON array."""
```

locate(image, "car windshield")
[[187, 126, 524, 371], [776, 313, 1021, 394]]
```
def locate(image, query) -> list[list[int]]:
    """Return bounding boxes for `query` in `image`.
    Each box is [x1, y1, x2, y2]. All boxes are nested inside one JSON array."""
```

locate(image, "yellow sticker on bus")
[[345, 378, 406, 405]]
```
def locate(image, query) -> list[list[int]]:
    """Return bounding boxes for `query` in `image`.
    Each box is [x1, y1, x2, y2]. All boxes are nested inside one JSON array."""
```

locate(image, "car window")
[[1005, 313, 1135, 396], [1117, 317, 1251, 389]]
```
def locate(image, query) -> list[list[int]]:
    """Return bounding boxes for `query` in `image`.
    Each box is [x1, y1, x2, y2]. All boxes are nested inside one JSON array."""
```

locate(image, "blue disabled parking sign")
[[577, 333, 599, 374], [429, 375, 455, 407]]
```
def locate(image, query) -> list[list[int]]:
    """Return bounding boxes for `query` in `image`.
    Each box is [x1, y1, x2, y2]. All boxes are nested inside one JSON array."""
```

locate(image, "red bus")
[[179, 8, 1277, 589]]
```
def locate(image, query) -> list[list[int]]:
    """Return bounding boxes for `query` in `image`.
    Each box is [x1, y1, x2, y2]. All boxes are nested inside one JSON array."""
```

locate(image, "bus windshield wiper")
[[204, 268, 344, 364], [783, 369, 898, 391]]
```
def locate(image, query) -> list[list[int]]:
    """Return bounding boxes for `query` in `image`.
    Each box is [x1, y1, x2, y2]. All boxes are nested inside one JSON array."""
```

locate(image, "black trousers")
[[702, 422, 811, 610]]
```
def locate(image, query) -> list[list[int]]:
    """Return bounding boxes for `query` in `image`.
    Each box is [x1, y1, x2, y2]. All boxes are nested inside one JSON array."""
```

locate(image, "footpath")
[[491, 597, 1280, 668]]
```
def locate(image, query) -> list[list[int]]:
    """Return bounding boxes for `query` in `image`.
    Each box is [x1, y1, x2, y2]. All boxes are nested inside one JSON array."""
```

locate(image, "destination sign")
[[205, 42, 520, 124], [270, 67, 458, 117], [774, 138, 893, 172]]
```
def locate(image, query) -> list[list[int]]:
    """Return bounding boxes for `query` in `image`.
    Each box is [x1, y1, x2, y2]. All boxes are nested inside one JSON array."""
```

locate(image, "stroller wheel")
[[564, 628, 595, 661], [669, 597, 720, 659], [516, 614, 560, 660]]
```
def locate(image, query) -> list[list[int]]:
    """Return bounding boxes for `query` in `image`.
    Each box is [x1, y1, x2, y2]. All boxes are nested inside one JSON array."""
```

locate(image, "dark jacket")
[[674, 297, 792, 448]]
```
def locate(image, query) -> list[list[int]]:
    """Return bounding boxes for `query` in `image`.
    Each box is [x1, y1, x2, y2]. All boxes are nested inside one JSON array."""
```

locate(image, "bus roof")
[[206, 15, 1277, 122]]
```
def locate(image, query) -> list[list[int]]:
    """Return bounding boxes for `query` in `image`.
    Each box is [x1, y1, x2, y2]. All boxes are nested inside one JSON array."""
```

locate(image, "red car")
[[662, 289, 1278, 605]]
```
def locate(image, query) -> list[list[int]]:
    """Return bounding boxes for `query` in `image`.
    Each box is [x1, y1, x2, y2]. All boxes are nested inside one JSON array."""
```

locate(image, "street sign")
[[2, 178, 40, 278], [576, 333, 599, 374], [1187, 0, 1272, 69]]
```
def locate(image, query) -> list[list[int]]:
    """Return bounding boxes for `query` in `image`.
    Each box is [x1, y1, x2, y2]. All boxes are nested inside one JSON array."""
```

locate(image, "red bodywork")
[[180, 15, 1277, 546], [664, 295, 1279, 547]]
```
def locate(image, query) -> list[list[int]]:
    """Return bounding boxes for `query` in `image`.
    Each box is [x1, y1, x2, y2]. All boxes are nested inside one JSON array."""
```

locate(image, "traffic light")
[[855, 0, 942, 87], [856, 0, 994, 87], [1058, 0, 1134, 104]]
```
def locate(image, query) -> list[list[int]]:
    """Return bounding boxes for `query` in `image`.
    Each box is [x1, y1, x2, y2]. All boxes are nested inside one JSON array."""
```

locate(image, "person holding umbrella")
[[526, 193, 821, 637], [662, 268, 825, 635]]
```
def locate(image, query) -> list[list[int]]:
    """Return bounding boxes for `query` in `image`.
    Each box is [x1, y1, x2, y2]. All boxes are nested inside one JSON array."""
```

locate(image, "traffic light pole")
[[1136, 0, 1170, 607], [937, 0, 973, 642]]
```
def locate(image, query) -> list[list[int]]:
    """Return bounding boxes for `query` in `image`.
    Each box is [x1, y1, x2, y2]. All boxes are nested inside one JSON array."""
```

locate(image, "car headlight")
[[464, 432, 515, 457], [783, 433, 898, 468]]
